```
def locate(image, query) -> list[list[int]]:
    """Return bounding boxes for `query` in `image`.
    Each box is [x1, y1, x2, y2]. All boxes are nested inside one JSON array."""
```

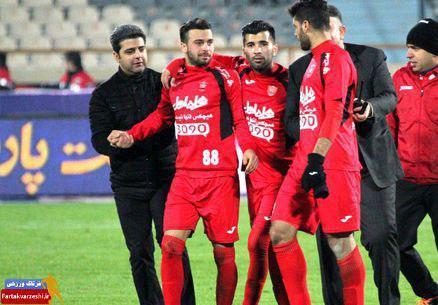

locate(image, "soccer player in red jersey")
[[216, 21, 292, 305], [269, 1, 366, 305], [162, 20, 292, 305], [108, 18, 258, 305]]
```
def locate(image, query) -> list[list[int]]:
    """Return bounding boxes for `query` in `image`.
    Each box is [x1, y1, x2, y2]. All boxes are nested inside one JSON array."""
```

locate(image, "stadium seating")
[[19, 36, 52, 51], [0, 0, 19, 8], [9, 22, 42, 39], [68, 6, 100, 25], [21, 0, 52, 8], [0, 0, 424, 84], [53, 37, 88, 49], [56, 0, 88, 8], [32, 7, 64, 24]]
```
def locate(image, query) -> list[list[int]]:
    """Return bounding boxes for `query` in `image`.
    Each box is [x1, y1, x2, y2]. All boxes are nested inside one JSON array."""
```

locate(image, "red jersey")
[[295, 40, 360, 171], [128, 59, 255, 178], [212, 54, 292, 182], [59, 70, 95, 89], [388, 64, 438, 184]]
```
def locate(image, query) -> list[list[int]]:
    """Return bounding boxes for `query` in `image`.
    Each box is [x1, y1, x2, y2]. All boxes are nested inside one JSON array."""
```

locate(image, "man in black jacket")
[[285, 6, 404, 305], [89, 24, 195, 305]]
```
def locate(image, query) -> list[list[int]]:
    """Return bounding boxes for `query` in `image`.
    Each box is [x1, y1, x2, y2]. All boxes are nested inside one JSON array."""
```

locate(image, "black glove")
[[301, 153, 329, 198]]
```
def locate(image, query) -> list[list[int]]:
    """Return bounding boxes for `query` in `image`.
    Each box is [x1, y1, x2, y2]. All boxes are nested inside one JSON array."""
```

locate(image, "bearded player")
[[162, 20, 293, 305], [108, 18, 258, 305], [269, 1, 366, 304]]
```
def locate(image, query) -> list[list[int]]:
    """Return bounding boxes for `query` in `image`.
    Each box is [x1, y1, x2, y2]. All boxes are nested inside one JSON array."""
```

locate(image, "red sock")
[[243, 222, 270, 305], [272, 238, 311, 305], [161, 235, 186, 305], [337, 246, 365, 305], [268, 246, 290, 305], [214, 246, 238, 305]]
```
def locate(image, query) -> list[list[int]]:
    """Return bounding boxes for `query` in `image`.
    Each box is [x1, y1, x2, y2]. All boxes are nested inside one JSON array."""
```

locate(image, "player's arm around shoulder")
[[212, 53, 244, 70]]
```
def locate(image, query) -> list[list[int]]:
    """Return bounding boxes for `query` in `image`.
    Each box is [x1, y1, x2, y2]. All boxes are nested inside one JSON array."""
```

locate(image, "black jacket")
[[89, 67, 176, 188], [285, 43, 403, 188]]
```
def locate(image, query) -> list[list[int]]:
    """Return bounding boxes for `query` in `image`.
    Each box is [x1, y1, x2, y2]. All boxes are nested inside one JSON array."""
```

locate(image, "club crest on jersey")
[[322, 53, 331, 75], [174, 95, 208, 110], [199, 81, 208, 91], [267, 85, 278, 96], [300, 86, 316, 106]]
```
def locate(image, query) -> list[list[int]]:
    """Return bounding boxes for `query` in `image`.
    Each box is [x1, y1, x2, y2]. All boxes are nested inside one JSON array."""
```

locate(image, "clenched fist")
[[107, 130, 134, 148]]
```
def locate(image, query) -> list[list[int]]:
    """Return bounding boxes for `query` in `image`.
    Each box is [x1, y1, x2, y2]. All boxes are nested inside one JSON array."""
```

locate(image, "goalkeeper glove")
[[301, 153, 329, 199]]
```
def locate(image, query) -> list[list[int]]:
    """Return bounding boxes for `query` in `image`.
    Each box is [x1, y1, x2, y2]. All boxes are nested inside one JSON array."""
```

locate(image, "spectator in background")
[[387, 18, 438, 305], [0, 52, 13, 90], [59, 51, 95, 90]]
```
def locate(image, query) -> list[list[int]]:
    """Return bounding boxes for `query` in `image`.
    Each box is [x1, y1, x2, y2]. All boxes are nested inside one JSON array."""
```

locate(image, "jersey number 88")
[[203, 149, 219, 166]]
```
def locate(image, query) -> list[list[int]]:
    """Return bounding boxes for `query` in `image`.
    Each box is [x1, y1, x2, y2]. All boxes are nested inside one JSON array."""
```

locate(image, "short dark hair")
[[110, 24, 146, 53], [241, 20, 276, 43], [288, 0, 330, 31], [65, 51, 83, 71], [179, 18, 212, 44], [327, 5, 343, 22]]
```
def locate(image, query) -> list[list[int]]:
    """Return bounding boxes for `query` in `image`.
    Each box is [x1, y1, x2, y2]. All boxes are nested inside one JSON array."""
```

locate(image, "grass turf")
[[0, 201, 436, 305]]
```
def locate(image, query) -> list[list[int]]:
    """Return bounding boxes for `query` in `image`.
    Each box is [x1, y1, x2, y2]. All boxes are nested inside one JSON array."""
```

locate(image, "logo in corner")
[[1, 274, 64, 304]]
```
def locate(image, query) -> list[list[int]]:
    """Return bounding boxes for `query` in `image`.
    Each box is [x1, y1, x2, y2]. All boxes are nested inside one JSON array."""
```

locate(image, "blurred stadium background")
[[0, 0, 437, 86]]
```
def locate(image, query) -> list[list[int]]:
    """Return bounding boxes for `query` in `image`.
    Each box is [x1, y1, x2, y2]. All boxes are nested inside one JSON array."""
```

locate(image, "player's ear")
[[180, 41, 188, 53], [340, 24, 346, 41], [302, 20, 310, 34], [272, 43, 278, 57], [112, 51, 120, 63]]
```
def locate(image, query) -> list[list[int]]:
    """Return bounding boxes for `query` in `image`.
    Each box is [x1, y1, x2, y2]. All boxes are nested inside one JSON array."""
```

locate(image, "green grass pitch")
[[0, 201, 436, 305]]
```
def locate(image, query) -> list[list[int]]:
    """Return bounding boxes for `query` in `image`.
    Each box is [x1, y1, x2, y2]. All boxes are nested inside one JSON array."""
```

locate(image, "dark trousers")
[[396, 179, 438, 299], [114, 184, 195, 305], [317, 173, 401, 305]]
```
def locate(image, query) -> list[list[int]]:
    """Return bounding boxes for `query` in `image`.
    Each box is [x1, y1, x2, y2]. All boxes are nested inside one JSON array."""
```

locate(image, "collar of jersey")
[[311, 39, 335, 56], [251, 63, 286, 80], [183, 59, 217, 73]]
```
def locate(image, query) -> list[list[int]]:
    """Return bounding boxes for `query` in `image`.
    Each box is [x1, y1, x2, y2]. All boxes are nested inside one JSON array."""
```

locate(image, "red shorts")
[[272, 168, 361, 234], [164, 174, 240, 243], [246, 177, 282, 225]]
